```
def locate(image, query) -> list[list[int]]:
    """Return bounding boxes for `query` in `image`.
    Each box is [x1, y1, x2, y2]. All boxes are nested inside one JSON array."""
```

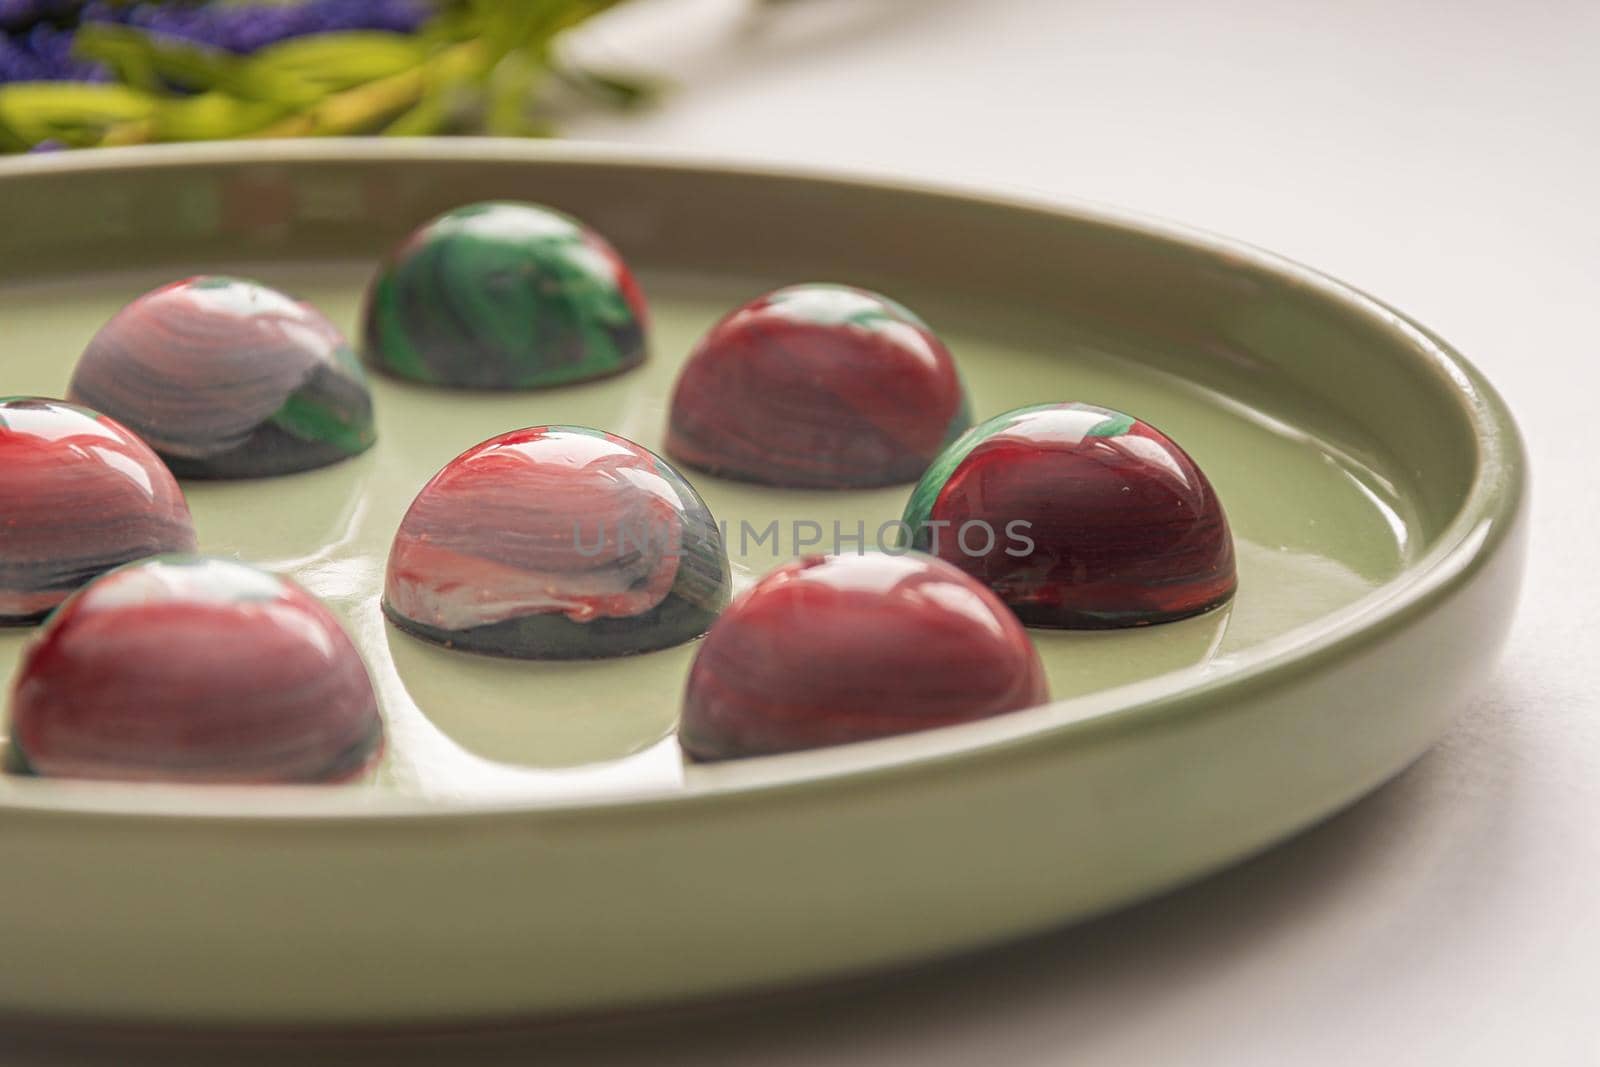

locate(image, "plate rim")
[[0, 137, 1528, 823]]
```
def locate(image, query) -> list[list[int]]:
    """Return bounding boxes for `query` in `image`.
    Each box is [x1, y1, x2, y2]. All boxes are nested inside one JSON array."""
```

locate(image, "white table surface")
[[5, 0, 1596, 1063]]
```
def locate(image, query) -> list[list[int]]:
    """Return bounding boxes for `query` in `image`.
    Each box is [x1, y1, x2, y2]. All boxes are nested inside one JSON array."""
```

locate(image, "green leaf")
[[467, 0, 545, 61], [382, 64, 481, 138], [0, 115, 29, 152], [0, 83, 156, 146], [73, 24, 237, 95], [382, 90, 449, 136], [485, 49, 543, 136], [238, 32, 428, 102], [556, 65, 663, 109], [77, 25, 425, 109], [150, 92, 291, 141]]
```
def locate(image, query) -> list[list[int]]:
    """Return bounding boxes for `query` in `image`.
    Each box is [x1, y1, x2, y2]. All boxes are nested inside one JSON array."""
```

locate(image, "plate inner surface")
[[0, 261, 1415, 804]]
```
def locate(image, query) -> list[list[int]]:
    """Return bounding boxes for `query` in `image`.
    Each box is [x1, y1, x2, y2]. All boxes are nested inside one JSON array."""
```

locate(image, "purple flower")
[[2, 1, 436, 85], [0, 0, 81, 33], [0, 21, 109, 83], [83, 0, 435, 54]]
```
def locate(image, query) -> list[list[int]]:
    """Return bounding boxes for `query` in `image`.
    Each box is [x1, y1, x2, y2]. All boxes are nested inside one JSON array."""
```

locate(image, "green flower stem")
[[256, 39, 487, 138], [3, 1, 654, 152]]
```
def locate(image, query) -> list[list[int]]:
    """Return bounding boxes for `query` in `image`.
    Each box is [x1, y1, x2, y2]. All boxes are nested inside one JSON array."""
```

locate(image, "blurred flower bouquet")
[[0, 0, 656, 152]]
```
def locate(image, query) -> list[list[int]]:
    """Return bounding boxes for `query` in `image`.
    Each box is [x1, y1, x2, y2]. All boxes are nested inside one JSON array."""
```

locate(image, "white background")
[[6, 0, 1597, 1062]]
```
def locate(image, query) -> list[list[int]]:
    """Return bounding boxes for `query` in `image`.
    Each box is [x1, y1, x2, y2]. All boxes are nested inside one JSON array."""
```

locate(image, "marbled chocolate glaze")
[[8, 557, 383, 783], [903, 402, 1237, 628], [68, 276, 376, 479], [362, 201, 648, 389], [666, 284, 971, 488], [0, 398, 197, 625], [385, 426, 730, 659], [679, 553, 1049, 761]]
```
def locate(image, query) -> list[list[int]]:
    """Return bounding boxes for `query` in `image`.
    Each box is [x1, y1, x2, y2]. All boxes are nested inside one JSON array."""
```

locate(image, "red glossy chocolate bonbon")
[[679, 553, 1048, 760], [902, 402, 1236, 628], [666, 284, 970, 488], [9, 557, 383, 783], [0, 397, 197, 625]]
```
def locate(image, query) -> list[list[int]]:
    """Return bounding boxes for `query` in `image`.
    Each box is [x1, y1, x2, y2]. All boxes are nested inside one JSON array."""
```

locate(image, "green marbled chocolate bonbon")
[[362, 202, 649, 389]]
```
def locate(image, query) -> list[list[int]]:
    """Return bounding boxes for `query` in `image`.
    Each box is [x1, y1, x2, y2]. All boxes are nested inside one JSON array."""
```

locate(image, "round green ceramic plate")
[[0, 141, 1525, 1026]]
